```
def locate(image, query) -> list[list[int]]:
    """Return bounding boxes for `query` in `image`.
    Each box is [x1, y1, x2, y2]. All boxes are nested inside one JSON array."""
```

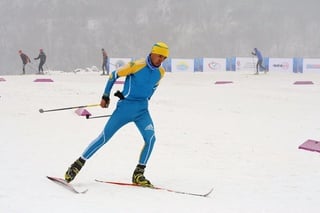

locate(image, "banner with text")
[[268, 58, 293, 72], [203, 58, 226, 72], [303, 58, 320, 72], [235, 57, 256, 71], [171, 59, 194, 72]]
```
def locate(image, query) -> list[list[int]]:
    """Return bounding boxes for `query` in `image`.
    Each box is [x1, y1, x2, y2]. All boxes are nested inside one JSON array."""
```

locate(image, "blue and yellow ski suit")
[[81, 56, 165, 165]]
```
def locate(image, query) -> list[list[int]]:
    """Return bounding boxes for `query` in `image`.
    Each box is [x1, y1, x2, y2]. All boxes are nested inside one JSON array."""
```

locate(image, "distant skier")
[[251, 48, 267, 74], [34, 49, 46, 74], [18, 50, 31, 74], [101, 48, 109, 75]]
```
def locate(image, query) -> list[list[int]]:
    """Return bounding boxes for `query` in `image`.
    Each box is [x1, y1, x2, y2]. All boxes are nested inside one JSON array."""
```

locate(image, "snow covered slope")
[[0, 70, 319, 212]]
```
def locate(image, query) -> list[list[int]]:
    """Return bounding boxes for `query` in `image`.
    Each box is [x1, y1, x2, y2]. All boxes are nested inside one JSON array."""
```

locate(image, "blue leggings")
[[81, 99, 156, 165]]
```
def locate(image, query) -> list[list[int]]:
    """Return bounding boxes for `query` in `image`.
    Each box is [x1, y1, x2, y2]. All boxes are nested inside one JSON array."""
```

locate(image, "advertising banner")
[[235, 57, 256, 72], [303, 58, 320, 72], [171, 59, 194, 72], [109, 58, 132, 71], [268, 58, 293, 72], [203, 58, 226, 72]]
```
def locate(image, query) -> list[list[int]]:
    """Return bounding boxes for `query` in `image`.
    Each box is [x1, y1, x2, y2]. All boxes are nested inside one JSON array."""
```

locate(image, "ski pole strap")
[[114, 90, 124, 100]]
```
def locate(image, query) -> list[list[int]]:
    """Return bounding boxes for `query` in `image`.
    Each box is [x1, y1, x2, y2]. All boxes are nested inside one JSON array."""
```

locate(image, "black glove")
[[102, 95, 110, 102], [101, 95, 110, 108]]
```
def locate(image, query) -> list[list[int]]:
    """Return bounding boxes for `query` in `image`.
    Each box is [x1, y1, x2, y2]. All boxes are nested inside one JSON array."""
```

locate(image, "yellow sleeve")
[[117, 59, 146, 77]]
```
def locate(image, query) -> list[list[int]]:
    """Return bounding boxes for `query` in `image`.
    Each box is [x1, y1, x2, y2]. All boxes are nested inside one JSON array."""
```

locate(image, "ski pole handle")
[[86, 114, 111, 119]]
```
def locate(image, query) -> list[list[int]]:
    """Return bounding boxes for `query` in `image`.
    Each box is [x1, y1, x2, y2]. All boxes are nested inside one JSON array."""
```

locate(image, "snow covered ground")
[[0, 70, 320, 212]]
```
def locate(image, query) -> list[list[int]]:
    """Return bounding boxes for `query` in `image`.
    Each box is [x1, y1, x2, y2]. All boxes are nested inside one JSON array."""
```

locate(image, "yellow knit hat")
[[151, 42, 169, 57]]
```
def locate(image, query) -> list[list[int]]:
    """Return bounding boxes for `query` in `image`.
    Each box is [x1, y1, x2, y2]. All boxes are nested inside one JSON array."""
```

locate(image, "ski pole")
[[252, 55, 256, 73], [39, 104, 100, 113], [83, 91, 122, 119], [86, 114, 111, 119], [27, 63, 38, 73]]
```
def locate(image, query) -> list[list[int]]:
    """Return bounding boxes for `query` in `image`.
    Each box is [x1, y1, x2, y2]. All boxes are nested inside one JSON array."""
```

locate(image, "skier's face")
[[150, 53, 166, 67]]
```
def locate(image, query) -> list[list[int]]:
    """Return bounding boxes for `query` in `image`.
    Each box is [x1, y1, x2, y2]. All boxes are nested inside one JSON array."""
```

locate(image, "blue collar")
[[146, 55, 160, 70]]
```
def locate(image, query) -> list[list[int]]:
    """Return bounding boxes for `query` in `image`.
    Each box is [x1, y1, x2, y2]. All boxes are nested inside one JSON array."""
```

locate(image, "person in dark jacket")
[[19, 50, 31, 74], [251, 48, 267, 74], [34, 49, 46, 74], [101, 48, 109, 75]]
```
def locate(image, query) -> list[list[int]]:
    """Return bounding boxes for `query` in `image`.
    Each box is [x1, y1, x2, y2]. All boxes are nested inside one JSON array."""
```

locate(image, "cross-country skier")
[[34, 49, 46, 74], [251, 48, 267, 74], [65, 42, 169, 187], [18, 50, 31, 74], [101, 48, 109, 75]]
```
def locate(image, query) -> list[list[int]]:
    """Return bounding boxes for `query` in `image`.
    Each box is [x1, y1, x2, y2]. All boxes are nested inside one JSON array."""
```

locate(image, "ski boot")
[[132, 164, 153, 187], [65, 157, 85, 183]]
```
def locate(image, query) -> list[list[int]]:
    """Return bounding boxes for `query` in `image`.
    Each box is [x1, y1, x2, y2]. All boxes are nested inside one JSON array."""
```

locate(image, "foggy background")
[[1, 0, 320, 75]]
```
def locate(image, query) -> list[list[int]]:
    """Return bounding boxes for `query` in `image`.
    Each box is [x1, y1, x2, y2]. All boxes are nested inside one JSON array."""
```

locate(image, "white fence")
[[108, 57, 320, 73]]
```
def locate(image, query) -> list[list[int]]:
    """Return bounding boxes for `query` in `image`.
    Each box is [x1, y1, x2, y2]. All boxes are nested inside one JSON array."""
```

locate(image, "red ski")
[[95, 179, 213, 197], [47, 176, 88, 194]]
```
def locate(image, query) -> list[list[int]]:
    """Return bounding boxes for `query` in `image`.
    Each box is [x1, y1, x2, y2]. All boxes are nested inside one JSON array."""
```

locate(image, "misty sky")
[[1, 0, 320, 75]]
